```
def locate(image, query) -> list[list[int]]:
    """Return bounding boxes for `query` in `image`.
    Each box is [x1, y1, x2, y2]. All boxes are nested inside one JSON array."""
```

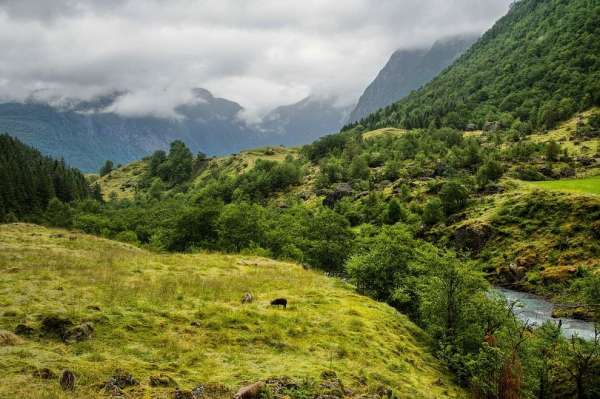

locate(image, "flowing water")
[[494, 287, 597, 340]]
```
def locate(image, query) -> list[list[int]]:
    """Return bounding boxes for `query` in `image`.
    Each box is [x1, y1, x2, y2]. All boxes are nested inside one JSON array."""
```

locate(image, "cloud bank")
[[0, 0, 513, 119]]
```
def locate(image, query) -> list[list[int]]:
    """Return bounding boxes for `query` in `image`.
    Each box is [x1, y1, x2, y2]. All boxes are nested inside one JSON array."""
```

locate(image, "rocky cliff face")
[[347, 34, 478, 124]]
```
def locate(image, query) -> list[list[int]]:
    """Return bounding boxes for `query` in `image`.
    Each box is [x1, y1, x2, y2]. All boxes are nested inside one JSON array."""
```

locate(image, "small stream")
[[494, 287, 597, 340]]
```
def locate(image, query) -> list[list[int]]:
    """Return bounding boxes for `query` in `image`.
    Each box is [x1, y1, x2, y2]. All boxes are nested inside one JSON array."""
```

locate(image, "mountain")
[[347, 34, 478, 124], [0, 89, 348, 172], [0, 90, 260, 172], [349, 0, 600, 131], [259, 96, 352, 146]]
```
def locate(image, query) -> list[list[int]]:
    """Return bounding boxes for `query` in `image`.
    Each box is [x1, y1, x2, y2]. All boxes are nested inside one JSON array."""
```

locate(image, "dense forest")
[[345, 0, 600, 133], [0, 134, 99, 222]]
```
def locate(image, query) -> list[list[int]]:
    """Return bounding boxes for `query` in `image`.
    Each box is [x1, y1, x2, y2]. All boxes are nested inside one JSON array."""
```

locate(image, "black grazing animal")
[[270, 298, 287, 308]]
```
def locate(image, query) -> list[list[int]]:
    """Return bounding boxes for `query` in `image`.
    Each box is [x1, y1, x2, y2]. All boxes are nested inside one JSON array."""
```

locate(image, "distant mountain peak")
[[347, 33, 478, 124]]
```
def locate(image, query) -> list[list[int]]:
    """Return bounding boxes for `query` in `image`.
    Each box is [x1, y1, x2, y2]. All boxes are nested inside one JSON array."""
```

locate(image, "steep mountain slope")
[[0, 223, 467, 399], [348, 34, 478, 124], [350, 0, 600, 131], [260, 96, 352, 146]]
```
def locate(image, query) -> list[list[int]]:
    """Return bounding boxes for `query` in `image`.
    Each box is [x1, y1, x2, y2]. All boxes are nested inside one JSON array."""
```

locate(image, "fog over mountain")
[[0, 0, 512, 120], [348, 34, 479, 124], [0, 0, 512, 170]]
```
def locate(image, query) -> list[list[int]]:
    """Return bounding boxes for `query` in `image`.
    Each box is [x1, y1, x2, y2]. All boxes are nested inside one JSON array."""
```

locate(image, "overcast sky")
[[0, 0, 512, 121]]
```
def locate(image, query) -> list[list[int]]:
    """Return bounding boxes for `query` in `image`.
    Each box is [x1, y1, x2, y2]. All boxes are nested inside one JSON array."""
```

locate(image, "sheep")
[[241, 292, 254, 304], [270, 298, 287, 308]]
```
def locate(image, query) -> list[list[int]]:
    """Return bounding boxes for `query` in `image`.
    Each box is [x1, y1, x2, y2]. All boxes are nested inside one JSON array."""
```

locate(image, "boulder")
[[32, 368, 56, 379], [65, 322, 94, 342], [323, 183, 353, 207], [14, 324, 34, 337], [149, 374, 178, 387], [41, 315, 73, 340], [318, 370, 346, 399], [453, 222, 493, 253], [234, 381, 266, 399]]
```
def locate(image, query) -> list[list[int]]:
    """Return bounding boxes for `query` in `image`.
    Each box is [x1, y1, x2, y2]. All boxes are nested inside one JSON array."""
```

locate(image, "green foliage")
[[545, 140, 561, 162], [44, 198, 73, 228], [346, 225, 436, 317], [346, 0, 600, 132], [217, 202, 266, 252], [439, 181, 469, 215], [99, 160, 114, 177], [422, 198, 445, 226], [476, 158, 504, 188], [0, 134, 93, 221], [145, 141, 194, 186]]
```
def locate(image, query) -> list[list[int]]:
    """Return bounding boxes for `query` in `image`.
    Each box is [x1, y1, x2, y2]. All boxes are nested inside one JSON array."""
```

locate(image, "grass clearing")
[[0, 223, 465, 399], [362, 128, 407, 140], [526, 175, 600, 195]]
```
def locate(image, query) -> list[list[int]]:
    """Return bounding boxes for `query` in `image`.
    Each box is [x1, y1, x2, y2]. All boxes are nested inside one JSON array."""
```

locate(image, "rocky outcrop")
[[452, 222, 493, 253], [323, 183, 353, 207]]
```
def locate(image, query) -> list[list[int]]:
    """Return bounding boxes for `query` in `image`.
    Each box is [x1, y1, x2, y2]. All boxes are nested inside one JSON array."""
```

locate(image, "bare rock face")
[[234, 381, 266, 399]]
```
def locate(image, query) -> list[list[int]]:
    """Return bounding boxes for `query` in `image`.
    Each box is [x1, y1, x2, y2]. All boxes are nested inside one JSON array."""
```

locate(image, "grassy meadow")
[[526, 175, 600, 196], [0, 223, 466, 399]]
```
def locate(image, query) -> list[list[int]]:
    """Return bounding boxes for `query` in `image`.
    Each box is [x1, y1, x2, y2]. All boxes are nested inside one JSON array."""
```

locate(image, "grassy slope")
[[527, 175, 600, 195], [95, 160, 147, 200], [0, 223, 465, 399]]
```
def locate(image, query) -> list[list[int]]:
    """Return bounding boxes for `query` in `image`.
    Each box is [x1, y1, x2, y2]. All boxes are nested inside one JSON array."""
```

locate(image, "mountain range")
[[0, 90, 349, 171], [0, 34, 478, 172]]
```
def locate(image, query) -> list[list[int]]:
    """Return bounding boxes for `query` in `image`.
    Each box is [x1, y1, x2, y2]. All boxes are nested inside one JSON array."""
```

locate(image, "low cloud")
[[0, 0, 513, 118]]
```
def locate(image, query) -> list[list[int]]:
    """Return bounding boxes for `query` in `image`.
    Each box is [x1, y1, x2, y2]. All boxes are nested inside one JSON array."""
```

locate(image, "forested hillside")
[[347, 0, 600, 132], [0, 134, 97, 221]]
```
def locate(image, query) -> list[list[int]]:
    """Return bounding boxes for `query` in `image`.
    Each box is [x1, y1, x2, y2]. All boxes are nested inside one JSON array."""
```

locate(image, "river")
[[494, 287, 597, 340]]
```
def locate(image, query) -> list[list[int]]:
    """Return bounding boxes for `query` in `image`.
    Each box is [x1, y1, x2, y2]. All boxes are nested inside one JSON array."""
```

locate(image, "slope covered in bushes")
[[348, 0, 600, 132]]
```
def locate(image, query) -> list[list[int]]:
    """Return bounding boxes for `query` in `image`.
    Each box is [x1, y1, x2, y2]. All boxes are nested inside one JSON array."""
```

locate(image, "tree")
[[346, 225, 435, 317], [545, 140, 560, 162], [216, 202, 265, 252], [44, 198, 73, 228], [563, 329, 600, 399], [149, 150, 167, 177], [385, 198, 407, 224], [99, 160, 114, 177], [439, 181, 469, 215], [422, 198, 444, 226], [163, 140, 193, 185], [476, 159, 504, 188], [349, 155, 370, 180]]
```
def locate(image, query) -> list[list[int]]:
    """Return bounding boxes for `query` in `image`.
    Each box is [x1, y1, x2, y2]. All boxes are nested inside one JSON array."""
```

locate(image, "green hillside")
[[349, 0, 600, 132], [0, 223, 466, 399]]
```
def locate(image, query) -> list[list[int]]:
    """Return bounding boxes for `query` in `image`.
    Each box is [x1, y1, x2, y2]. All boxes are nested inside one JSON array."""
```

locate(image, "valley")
[[1, 0, 600, 398]]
